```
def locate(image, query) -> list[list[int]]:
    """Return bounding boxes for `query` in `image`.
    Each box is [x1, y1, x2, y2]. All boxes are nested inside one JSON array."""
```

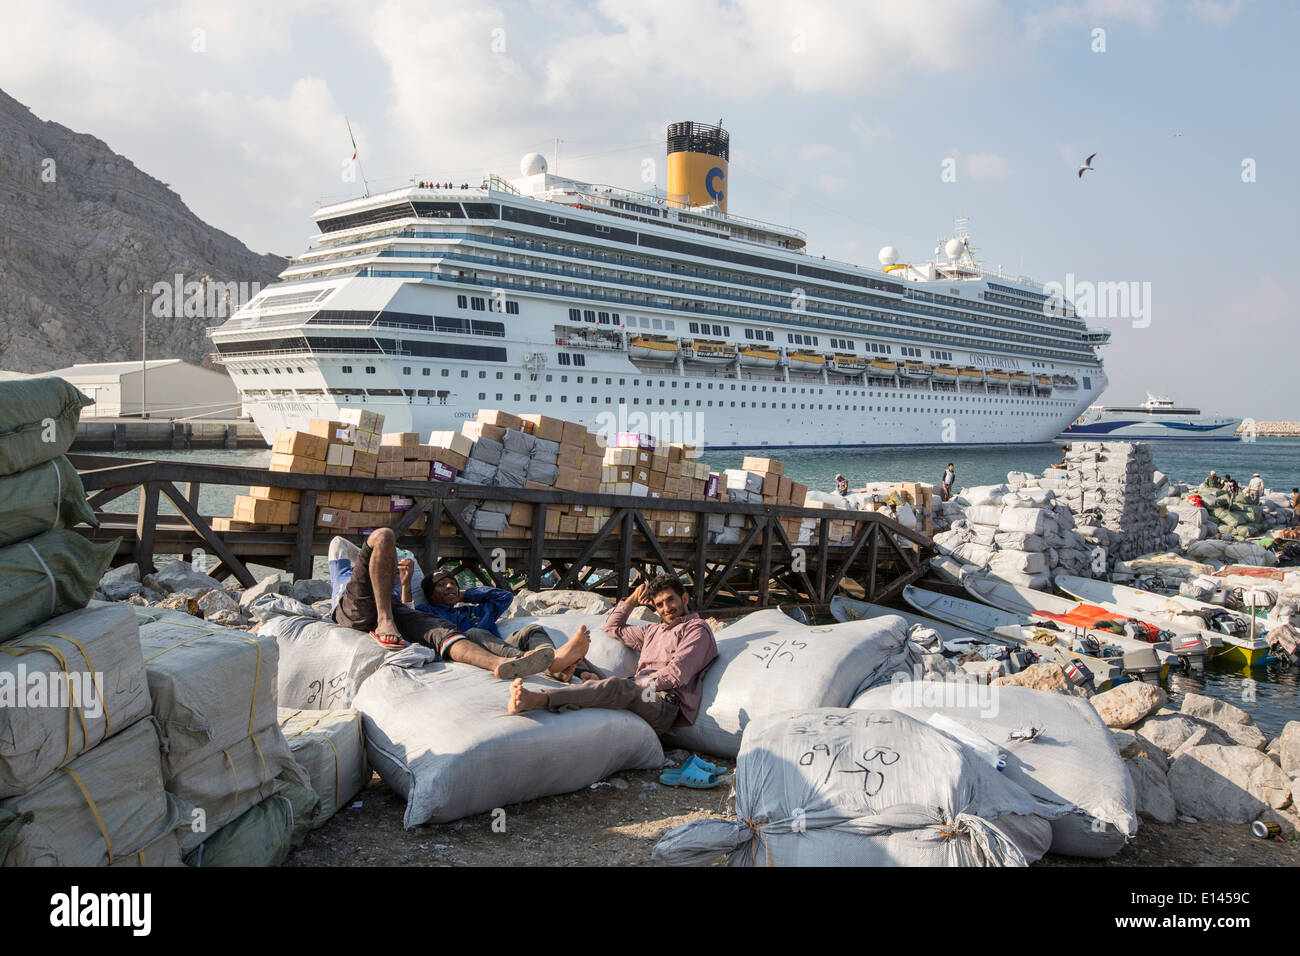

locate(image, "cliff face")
[[0, 88, 287, 372]]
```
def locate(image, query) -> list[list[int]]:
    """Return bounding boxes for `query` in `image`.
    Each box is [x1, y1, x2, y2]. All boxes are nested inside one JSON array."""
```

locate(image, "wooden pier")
[[71, 454, 931, 615]]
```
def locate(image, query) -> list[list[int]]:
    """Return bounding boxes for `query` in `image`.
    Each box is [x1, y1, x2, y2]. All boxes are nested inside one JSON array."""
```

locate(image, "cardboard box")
[[558, 515, 578, 535], [376, 461, 404, 479], [507, 503, 534, 527], [629, 482, 648, 497], [309, 419, 356, 445], [427, 446, 468, 471], [382, 432, 420, 448], [603, 447, 638, 467], [462, 421, 506, 443], [388, 495, 415, 512], [324, 464, 350, 477], [584, 433, 603, 456], [553, 466, 581, 491], [233, 495, 291, 525], [350, 451, 378, 476], [478, 409, 525, 431], [271, 430, 328, 461], [743, 457, 783, 476], [762, 472, 781, 499], [544, 511, 560, 534], [270, 452, 326, 475], [326, 443, 356, 467], [427, 430, 474, 459], [404, 461, 429, 479], [378, 445, 405, 462], [778, 475, 793, 503], [338, 408, 384, 434], [789, 481, 807, 507], [519, 414, 564, 444], [248, 485, 301, 502], [430, 461, 456, 483], [650, 454, 668, 474], [357, 430, 383, 455], [560, 421, 587, 446], [315, 507, 350, 529], [325, 491, 364, 512], [362, 495, 390, 512]]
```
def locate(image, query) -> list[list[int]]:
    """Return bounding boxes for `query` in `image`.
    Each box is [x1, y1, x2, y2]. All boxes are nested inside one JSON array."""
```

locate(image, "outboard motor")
[[1170, 634, 1208, 671], [1064, 658, 1095, 694], [1269, 624, 1300, 667], [1122, 646, 1163, 684]]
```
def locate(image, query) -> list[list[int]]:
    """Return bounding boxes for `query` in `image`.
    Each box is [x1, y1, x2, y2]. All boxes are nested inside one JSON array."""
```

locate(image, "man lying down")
[[329, 528, 589, 680], [507, 573, 719, 735]]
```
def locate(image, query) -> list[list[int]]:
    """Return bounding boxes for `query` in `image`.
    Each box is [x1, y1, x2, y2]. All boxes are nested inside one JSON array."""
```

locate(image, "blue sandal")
[[659, 754, 729, 788]]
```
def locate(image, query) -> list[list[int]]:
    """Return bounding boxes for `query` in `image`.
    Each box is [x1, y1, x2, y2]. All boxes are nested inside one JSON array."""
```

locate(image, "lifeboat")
[[986, 369, 1012, 382], [831, 353, 869, 373], [739, 346, 780, 369], [685, 340, 738, 364], [932, 365, 960, 380], [959, 366, 985, 380], [1055, 375, 1080, 391], [1036, 374, 1054, 388], [868, 359, 898, 374], [1009, 371, 1031, 384], [900, 361, 932, 379], [628, 336, 679, 362], [787, 350, 826, 371]]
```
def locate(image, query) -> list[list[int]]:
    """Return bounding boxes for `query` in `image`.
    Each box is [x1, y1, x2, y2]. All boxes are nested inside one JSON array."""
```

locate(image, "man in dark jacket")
[[417, 569, 592, 681]]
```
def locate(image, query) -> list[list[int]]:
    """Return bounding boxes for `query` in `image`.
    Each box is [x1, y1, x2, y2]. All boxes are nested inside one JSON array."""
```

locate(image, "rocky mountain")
[[0, 88, 286, 372]]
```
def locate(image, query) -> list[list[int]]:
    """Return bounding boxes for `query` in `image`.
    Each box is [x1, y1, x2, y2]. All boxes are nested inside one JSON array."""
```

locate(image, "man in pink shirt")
[[507, 573, 718, 734]]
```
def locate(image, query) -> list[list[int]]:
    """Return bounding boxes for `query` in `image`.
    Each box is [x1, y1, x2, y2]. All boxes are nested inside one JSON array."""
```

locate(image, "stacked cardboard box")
[[714, 456, 812, 543], [594, 435, 711, 540]]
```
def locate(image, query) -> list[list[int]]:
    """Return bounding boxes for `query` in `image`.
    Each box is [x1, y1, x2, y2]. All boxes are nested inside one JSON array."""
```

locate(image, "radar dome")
[[877, 246, 898, 266], [944, 238, 964, 260], [520, 152, 548, 176]]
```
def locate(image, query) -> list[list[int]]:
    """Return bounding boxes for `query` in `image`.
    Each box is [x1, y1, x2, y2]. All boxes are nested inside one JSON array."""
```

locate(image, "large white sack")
[[993, 532, 1046, 552], [966, 505, 1005, 528], [167, 722, 303, 854], [998, 508, 1048, 535], [852, 682, 1138, 857], [661, 609, 910, 759], [0, 718, 183, 866], [138, 618, 281, 777], [354, 647, 664, 827], [0, 603, 151, 798], [652, 708, 1062, 867], [965, 484, 1010, 507], [954, 542, 994, 567], [278, 707, 369, 824], [988, 550, 1049, 576], [498, 614, 638, 678], [260, 614, 391, 710]]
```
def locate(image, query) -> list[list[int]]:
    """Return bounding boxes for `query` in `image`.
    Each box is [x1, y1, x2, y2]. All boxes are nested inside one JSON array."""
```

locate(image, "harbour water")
[[97, 439, 1300, 732]]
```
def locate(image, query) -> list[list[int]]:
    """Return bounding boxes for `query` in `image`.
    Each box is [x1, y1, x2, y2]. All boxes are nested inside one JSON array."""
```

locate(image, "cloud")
[[1187, 0, 1246, 26]]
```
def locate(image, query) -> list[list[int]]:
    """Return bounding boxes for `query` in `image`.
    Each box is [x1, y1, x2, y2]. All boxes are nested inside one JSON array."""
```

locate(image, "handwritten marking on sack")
[[751, 637, 808, 669], [307, 671, 349, 709], [799, 740, 899, 795]]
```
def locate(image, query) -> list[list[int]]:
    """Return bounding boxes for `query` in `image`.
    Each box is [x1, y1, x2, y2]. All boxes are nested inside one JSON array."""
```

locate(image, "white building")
[[46, 359, 242, 419]]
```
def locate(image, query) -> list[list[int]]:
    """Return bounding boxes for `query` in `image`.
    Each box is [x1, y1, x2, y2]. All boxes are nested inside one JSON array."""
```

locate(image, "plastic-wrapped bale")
[[652, 708, 1064, 867], [258, 614, 390, 710], [184, 776, 320, 867], [167, 722, 304, 854], [108, 828, 185, 867], [0, 718, 184, 866], [0, 604, 151, 798], [278, 708, 369, 825], [353, 647, 664, 827], [0, 371, 93, 477], [660, 609, 910, 759], [0, 528, 117, 642], [498, 614, 639, 679], [0, 456, 98, 549], [137, 618, 280, 777], [852, 682, 1139, 857]]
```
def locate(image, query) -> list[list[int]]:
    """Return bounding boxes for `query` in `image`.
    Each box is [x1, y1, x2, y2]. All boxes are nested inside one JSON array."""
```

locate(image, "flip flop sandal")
[[495, 645, 556, 680], [684, 754, 726, 776], [371, 630, 407, 650], [660, 754, 726, 786], [661, 761, 729, 789]]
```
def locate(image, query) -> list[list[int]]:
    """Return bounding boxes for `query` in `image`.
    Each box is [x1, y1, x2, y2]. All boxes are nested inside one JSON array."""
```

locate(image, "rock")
[[151, 560, 226, 595], [100, 563, 140, 586], [1091, 682, 1167, 728], [126, 593, 150, 607], [990, 662, 1086, 697], [1179, 692, 1267, 750], [197, 588, 240, 620], [1178, 815, 1198, 823], [1128, 755, 1177, 823], [507, 589, 613, 617], [1247, 759, 1293, 810], [1167, 744, 1274, 823], [1136, 714, 1232, 757], [628, 606, 661, 623], [960, 659, 1004, 682], [101, 580, 144, 601], [157, 593, 200, 616], [1170, 725, 1235, 762], [291, 579, 332, 605], [1111, 730, 1140, 756], [610, 777, 629, 790], [239, 573, 285, 608], [142, 588, 166, 603], [1276, 721, 1300, 776]]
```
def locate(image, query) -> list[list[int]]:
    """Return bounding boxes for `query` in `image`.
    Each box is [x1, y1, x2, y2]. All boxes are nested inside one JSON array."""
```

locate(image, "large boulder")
[[506, 589, 613, 617], [1127, 755, 1177, 823], [1247, 759, 1293, 810], [290, 578, 332, 605], [1112, 729, 1169, 771], [1136, 713, 1232, 756], [960, 659, 1003, 682], [197, 588, 241, 620], [1170, 725, 1235, 761], [1274, 721, 1300, 776], [149, 559, 225, 595], [1091, 682, 1167, 728], [990, 662, 1088, 698], [98, 563, 144, 601], [239, 573, 286, 608], [1167, 744, 1275, 823], [1179, 693, 1267, 750]]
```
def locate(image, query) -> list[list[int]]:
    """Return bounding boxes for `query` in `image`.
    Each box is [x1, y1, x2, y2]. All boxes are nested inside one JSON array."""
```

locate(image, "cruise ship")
[[1060, 394, 1241, 441], [210, 121, 1111, 449]]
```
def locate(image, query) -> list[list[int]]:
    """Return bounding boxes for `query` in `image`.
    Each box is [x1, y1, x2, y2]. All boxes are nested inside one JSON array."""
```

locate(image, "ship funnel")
[[666, 121, 729, 214]]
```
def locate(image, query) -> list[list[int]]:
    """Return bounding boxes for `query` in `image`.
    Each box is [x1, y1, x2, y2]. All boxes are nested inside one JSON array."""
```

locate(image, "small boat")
[[932, 365, 960, 380], [986, 369, 1012, 382], [787, 349, 825, 370], [1035, 375, 1054, 388], [900, 361, 932, 380], [830, 353, 868, 373], [685, 340, 737, 364], [868, 358, 898, 374], [1054, 375, 1080, 391], [628, 336, 678, 362], [1054, 575, 1268, 666], [958, 366, 984, 380], [739, 346, 780, 368], [1009, 371, 1031, 384], [830, 594, 1007, 653]]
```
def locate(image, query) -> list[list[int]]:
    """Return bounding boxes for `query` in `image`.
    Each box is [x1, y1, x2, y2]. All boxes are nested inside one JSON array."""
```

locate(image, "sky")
[[2, 0, 1295, 418]]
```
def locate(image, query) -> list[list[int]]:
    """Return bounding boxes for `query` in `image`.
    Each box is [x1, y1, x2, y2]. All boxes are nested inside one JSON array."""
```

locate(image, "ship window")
[[479, 371, 487, 378], [574, 354, 586, 366], [689, 322, 698, 334], [403, 367, 411, 375], [461, 370, 469, 377], [652, 319, 663, 330], [365, 366, 375, 374], [478, 392, 485, 400], [569, 308, 581, 321], [471, 297, 486, 311], [557, 354, 571, 365], [457, 295, 468, 309], [584, 310, 595, 323], [442, 369, 449, 376], [422, 368, 430, 376], [342, 365, 352, 373]]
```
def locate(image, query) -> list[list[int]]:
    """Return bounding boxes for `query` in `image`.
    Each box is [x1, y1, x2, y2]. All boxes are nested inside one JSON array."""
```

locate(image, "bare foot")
[[507, 678, 549, 714], [551, 625, 592, 673], [546, 661, 579, 683]]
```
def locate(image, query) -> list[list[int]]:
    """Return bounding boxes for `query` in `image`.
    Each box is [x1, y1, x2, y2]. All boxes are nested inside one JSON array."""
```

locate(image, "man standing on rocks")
[[941, 463, 955, 501], [416, 569, 593, 682], [507, 573, 718, 735], [331, 529, 560, 679]]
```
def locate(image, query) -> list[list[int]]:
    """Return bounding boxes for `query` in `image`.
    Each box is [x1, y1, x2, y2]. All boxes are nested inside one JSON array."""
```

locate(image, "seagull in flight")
[[1078, 153, 1097, 178]]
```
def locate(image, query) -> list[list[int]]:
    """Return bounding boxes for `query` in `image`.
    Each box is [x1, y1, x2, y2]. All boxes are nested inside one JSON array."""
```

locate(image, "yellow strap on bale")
[[59, 766, 114, 864], [143, 626, 264, 738]]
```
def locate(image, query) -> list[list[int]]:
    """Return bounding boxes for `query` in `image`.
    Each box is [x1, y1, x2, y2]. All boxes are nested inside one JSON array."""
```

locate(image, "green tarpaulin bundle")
[[0, 372, 92, 478], [183, 776, 320, 867], [0, 456, 97, 549], [0, 529, 117, 643]]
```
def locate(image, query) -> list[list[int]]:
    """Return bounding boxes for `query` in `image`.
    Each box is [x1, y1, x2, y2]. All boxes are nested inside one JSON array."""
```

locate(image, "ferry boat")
[[209, 120, 1109, 448], [1060, 394, 1241, 441]]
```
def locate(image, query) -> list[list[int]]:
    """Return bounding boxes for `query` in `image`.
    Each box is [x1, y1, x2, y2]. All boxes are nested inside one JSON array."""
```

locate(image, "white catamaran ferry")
[[1060, 393, 1241, 442], [210, 121, 1110, 448]]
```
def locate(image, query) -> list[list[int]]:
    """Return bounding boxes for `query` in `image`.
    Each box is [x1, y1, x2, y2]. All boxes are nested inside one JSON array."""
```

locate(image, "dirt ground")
[[283, 759, 1299, 868]]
